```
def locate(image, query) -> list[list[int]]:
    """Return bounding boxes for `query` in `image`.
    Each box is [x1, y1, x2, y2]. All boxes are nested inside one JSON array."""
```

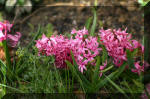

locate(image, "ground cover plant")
[[0, 4, 150, 99]]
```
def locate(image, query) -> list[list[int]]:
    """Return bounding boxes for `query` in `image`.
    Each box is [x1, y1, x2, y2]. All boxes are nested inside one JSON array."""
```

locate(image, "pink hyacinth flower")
[[0, 22, 7, 42], [78, 60, 88, 73], [0, 21, 13, 40], [99, 28, 144, 70], [132, 40, 144, 53], [71, 28, 77, 34], [131, 61, 144, 75], [99, 60, 107, 77], [0, 21, 21, 47], [7, 32, 21, 47], [35, 27, 101, 73], [0, 30, 6, 42]]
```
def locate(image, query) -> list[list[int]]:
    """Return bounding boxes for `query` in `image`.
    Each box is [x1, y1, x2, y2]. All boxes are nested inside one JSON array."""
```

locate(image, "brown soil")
[[2, 1, 144, 46]]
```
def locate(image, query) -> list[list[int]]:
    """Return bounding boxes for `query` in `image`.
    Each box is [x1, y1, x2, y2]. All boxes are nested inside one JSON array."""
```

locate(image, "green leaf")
[[90, 8, 97, 36], [0, 59, 6, 79], [45, 23, 53, 37], [65, 61, 88, 92], [2, 40, 11, 69], [101, 65, 114, 73], [104, 74, 128, 97], [102, 46, 108, 63], [66, 51, 91, 92], [0, 83, 23, 93], [0, 12, 3, 21], [126, 49, 134, 69], [95, 62, 127, 91], [70, 51, 91, 86], [92, 56, 101, 84], [132, 80, 144, 89], [27, 25, 42, 48], [121, 80, 134, 93], [85, 17, 92, 30], [53, 64, 66, 93]]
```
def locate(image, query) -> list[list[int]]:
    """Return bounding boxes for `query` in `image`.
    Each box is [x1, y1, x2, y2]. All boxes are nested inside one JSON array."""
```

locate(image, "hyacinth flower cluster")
[[0, 21, 21, 47], [99, 28, 145, 75], [36, 27, 101, 73], [36, 34, 73, 68], [36, 27, 147, 75]]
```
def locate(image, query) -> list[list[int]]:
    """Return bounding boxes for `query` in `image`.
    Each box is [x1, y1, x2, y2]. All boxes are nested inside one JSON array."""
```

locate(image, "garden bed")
[[0, 1, 149, 99]]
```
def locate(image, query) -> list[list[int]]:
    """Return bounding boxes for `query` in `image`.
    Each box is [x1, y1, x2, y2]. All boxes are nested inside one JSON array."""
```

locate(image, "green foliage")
[[27, 25, 42, 48], [126, 49, 135, 69], [0, 12, 4, 22], [10, 45, 68, 93], [90, 7, 97, 36], [44, 23, 54, 37], [85, 17, 92, 30], [138, 0, 150, 6], [2, 40, 11, 69], [66, 51, 129, 95], [0, 59, 6, 98]]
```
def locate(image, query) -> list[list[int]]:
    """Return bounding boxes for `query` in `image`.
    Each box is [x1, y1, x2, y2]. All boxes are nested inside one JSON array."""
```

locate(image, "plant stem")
[[1, 40, 11, 97], [2, 40, 11, 69]]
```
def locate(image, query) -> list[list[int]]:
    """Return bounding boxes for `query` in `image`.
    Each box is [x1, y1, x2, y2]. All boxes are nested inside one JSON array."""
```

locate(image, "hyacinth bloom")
[[99, 28, 146, 75], [7, 32, 21, 47], [0, 22, 8, 41], [50, 35, 73, 68], [131, 61, 144, 75], [70, 27, 101, 73], [36, 34, 50, 55], [99, 60, 107, 77], [99, 28, 144, 67], [131, 40, 144, 53], [36, 34, 73, 68], [0, 21, 21, 47], [36, 27, 101, 73], [0, 30, 6, 42]]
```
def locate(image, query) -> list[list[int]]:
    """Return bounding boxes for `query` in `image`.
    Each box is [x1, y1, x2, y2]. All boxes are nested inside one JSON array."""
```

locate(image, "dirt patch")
[[3, 3, 144, 46]]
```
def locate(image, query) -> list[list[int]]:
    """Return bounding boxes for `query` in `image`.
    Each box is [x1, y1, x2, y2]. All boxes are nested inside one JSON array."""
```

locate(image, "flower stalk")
[[2, 40, 11, 68]]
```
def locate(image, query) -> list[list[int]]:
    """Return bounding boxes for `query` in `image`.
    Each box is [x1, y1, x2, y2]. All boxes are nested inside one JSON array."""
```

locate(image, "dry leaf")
[[0, 46, 14, 62], [0, 47, 5, 61]]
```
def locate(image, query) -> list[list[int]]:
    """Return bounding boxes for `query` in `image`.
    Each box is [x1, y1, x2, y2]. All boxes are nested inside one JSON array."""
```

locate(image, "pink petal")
[[7, 32, 21, 47]]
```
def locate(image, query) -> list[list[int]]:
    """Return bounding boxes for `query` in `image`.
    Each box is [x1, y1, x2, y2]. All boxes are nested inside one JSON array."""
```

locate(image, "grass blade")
[[27, 25, 42, 48], [85, 17, 92, 30], [104, 74, 128, 98], [90, 8, 97, 36], [92, 56, 101, 84], [95, 62, 127, 91], [0, 83, 23, 93]]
